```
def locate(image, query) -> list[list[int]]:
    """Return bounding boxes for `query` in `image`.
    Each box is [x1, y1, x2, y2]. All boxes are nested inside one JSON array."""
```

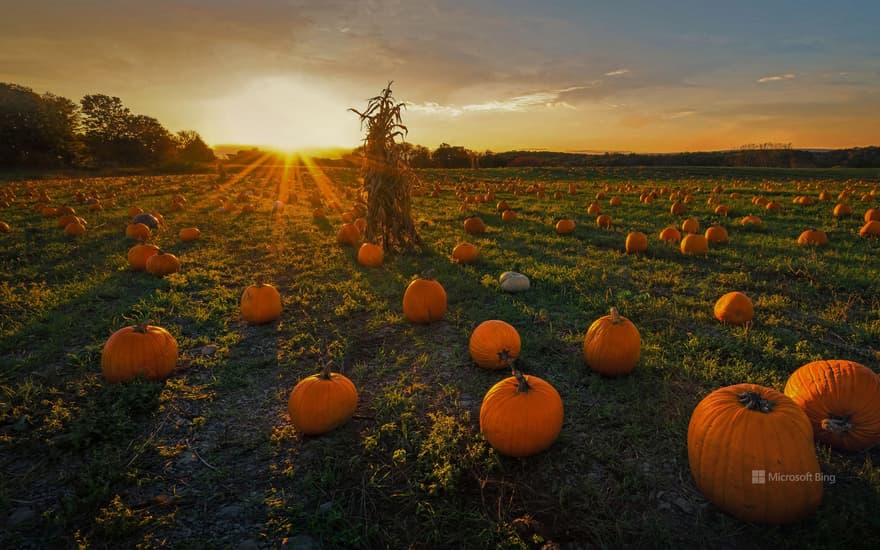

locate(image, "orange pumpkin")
[[865, 208, 880, 223], [288, 364, 358, 435], [357, 243, 384, 267], [714, 291, 754, 325], [240, 283, 282, 324], [479, 370, 564, 457], [740, 214, 762, 226], [63, 221, 86, 236], [583, 307, 640, 377], [452, 242, 479, 264], [680, 234, 709, 255], [797, 229, 828, 246], [858, 220, 880, 238], [705, 225, 728, 245], [681, 217, 700, 234], [402, 273, 447, 323], [101, 322, 179, 383], [587, 202, 602, 216], [784, 360, 880, 451], [555, 218, 576, 234], [125, 223, 151, 241], [469, 320, 521, 370], [145, 251, 180, 277], [336, 223, 361, 246], [658, 227, 681, 242], [464, 215, 486, 235], [501, 209, 517, 221], [625, 231, 648, 254], [832, 203, 851, 218], [688, 384, 822, 524], [127, 244, 160, 271], [596, 214, 612, 228], [670, 201, 686, 216], [178, 227, 201, 241]]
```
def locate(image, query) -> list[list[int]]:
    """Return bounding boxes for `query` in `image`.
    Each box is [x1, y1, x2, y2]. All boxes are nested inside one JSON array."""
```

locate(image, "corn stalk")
[[349, 82, 421, 251]]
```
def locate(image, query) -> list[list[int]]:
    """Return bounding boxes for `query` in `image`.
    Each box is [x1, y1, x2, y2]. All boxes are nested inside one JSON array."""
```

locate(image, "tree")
[[175, 130, 215, 162], [80, 94, 176, 166], [0, 83, 82, 166], [349, 82, 421, 250]]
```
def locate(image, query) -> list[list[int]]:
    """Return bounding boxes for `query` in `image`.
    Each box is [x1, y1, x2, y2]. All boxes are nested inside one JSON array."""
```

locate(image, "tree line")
[[0, 82, 215, 169]]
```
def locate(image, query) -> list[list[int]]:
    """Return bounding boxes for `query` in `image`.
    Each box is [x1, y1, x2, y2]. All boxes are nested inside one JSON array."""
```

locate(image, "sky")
[[2, 0, 879, 153]]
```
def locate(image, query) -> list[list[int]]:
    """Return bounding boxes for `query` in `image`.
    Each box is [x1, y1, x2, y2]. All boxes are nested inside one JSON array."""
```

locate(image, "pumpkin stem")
[[820, 415, 853, 434], [512, 369, 531, 394], [421, 269, 436, 280], [133, 320, 152, 333], [497, 349, 514, 369], [319, 363, 333, 380], [737, 391, 774, 413], [610, 307, 622, 324]]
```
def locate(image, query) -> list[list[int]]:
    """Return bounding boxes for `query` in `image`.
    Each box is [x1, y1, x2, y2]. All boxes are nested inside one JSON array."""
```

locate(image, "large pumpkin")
[[127, 244, 160, 271], [705, 225, 729, 245], [583, 307, 640, 376], [625, 231, 648, 254], [125, 222, 151, 241], [681, 217, 700, 234], [797, 229, 828, 246], [336, 223, 361, 246], [479, 370, 564, 457], [402, 273, 447, 323], [288, 364, 358, 435], [658, 226, 681, 242], [784, 360, 880, 451], [179, 227, 201, 241], [469, 320, 521, 369], [714, 291, 754, 325], [859, 220, 880, 238], [555, 218, 576, 234], [680, 234, 709, 256], [240, 283, 282, 324], [688, 384, 822, 524], [101, 322, 179, 383]]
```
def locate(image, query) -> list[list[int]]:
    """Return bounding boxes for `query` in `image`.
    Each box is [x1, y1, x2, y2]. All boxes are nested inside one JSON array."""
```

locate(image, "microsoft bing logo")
[[751, 469, 835, 484]]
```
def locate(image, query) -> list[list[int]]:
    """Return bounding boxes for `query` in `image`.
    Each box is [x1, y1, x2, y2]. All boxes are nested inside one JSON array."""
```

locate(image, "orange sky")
[[2, 1, 878, 153]]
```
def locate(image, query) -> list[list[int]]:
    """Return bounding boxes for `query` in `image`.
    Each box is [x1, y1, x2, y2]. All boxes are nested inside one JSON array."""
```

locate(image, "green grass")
[[1, 165, 879, 548]]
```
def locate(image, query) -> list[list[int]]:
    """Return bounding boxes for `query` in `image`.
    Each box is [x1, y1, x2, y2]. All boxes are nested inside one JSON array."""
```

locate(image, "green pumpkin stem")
[[738, 391, 774, 413], [610, 307, 622, 324], [820, 416, 853, 434], [133, 320, 153, 333], [319, 363, 333, 380], [513, 369, 531, 394]]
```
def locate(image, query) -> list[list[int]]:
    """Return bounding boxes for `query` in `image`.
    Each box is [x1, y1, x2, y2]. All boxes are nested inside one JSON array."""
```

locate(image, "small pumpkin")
[[797, 229, 828, 246], [101, 322, 179, 383], [583, 307, 640, 377], [784, 360, 880, 451], [125, 222, 151, 241], [133, 212, 159, 229], [145, 251, 180, 277], [625, 231, 648, 254], [452, 242, 479, 264], [336, 223, 361, 246], [681, 217, 700, 234], [705, 225, 729, 245], [179, 227, 201, 241], [670, 201, 686, 216], [499, 271, 529, 292], [402, 272, 447, 323], [288, 363, 358, 435], [469, 320, 521, 370], [680, 234, 709, 255], [587, 202, 602, 216], [865, 208, 880, 223], [596, 214, 612, 228], [832, 203, 851, 218], [658, 226, 681, 242], [0, 221, 10, 233], [714, 291, 754, 325], [740, 214, 762, 226], [63, 221, 86, 236], [555, 218, 575, 234], [127, 243, 160, 271], [479, 369, 564, 457], [464, 215, 486, 235], [688, 384, 822, 524], [240, 283, 282, 324], [357, 242, 384, 267]]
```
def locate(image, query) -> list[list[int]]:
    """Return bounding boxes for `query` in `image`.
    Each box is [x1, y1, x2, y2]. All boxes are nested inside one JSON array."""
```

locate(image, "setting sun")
[[198, 76, 361, 151]]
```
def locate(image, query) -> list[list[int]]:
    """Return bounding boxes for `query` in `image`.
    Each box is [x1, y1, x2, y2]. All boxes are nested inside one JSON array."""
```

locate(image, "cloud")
[[408, 86, 585, 116], [757, 73, 798, 83], [605, 69, 630, 76]]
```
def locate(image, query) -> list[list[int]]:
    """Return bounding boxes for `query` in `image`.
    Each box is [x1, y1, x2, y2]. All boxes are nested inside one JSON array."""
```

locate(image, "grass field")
[[1, 162, 880, 548]]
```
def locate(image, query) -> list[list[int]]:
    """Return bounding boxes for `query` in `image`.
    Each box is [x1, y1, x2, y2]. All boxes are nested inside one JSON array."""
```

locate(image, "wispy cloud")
[[408, 86, 585, 116], [757, 73, 797, 83], [605, 68, 630, 76]]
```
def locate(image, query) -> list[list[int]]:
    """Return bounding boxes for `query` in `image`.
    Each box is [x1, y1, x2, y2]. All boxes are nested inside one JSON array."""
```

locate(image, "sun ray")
[[192, 152, 273, 210], [301, 154, 345, 210]]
